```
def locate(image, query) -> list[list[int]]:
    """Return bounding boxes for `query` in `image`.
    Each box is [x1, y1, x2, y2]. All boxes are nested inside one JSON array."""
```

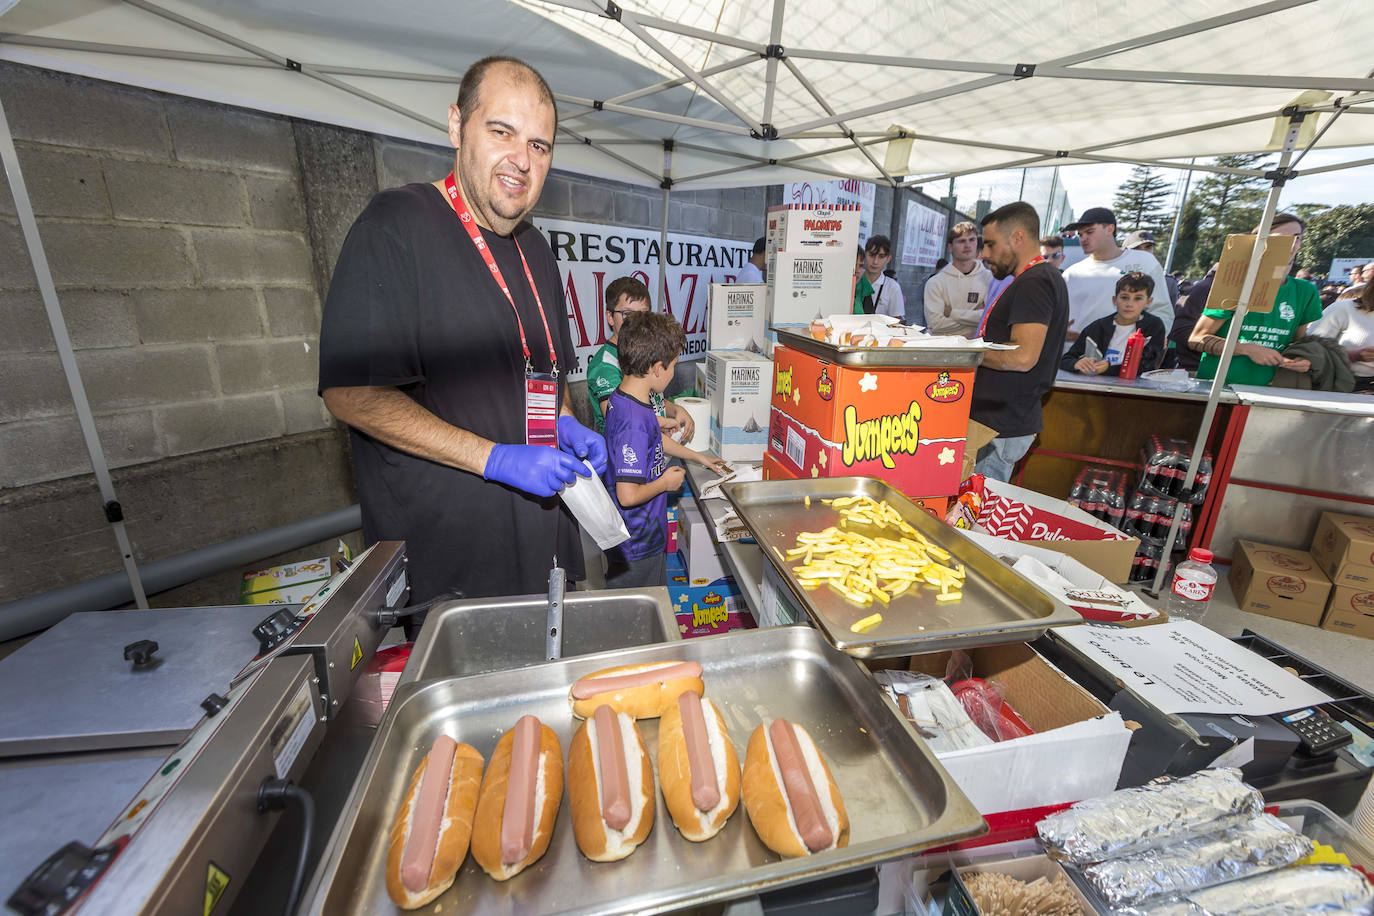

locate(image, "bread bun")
[[658, 696, 740, 841], [742, 721, 848, 858], [569, 661, 704, 719], [568, 707, 655, 861], [384, 737, 483, 909], [470, 719, 563, 881]]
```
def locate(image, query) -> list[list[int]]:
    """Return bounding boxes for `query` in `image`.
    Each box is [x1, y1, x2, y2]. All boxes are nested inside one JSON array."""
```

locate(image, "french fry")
[[850, 612, 883, 633]]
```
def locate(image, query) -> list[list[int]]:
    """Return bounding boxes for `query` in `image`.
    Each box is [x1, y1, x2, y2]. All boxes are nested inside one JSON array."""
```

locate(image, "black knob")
[[123, 639, 159, 670], [201, 693, 229, 716]]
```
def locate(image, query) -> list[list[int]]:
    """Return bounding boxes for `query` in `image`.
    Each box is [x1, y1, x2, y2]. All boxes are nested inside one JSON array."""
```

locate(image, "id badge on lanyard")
[[525, 372, 558, 446]]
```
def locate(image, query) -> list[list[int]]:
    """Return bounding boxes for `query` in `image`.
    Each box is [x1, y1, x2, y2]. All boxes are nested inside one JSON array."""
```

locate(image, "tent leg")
[[0, 93, 149, 610], [660, 186, 671, 309], [1147, 117, 1303, 598], [1163, 158, 1195, 273]]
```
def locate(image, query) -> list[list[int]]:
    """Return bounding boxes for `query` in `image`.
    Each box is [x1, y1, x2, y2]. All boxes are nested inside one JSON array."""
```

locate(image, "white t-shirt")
[[1062, 249, 1173, 348], [868, 273, 906, 319], [1104, 322, 1134, 365], [738, 261, 764, 283], [1308, 298, 1374, 377]]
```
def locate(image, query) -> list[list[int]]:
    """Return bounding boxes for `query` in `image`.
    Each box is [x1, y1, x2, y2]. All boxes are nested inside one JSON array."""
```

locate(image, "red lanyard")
[[977, 256, 1046, 337], [442, 172, 558, 376]]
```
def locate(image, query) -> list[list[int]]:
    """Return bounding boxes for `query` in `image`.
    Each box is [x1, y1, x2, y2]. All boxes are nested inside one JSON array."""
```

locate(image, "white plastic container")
[[1166, 547, 1218, 622]]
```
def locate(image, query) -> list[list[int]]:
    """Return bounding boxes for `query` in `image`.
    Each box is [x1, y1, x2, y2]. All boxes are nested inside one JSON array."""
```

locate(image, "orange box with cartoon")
[[762, 451, 950, 519], [766, 344, 975, 499]]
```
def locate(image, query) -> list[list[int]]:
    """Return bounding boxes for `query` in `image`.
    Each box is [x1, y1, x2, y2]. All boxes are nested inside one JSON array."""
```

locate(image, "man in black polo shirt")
[[971, 202, 1070, 481]]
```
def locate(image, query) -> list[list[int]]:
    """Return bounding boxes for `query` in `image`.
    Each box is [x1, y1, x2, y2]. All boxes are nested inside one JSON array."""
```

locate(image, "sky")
[[1055, 146, 1374, 216]]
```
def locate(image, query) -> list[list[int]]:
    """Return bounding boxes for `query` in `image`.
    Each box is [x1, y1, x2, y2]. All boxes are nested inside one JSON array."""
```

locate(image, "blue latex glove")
[[557, 415, 609, 477], [483, 443, 589, 498]]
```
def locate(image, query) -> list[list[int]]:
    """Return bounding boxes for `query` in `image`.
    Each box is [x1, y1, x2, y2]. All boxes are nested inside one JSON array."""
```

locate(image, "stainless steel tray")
[[398, 587, 680, 685], [301, 626, 985, 915], [774, 327, 987, 368], [722, 477, 1080, 658]]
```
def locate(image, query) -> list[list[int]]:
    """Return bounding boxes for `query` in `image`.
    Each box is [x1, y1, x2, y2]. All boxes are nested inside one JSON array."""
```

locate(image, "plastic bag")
[[558, 460, 630, 550], [872, 670, 994, 753], [949, 677, 1036, 742]]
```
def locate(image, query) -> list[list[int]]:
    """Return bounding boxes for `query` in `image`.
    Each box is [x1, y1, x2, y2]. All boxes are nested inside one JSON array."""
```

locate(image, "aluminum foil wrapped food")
[[1081, 814, 1313, 907], [1131, 864, 1374, 915], [1037, 768, 1261, 864]]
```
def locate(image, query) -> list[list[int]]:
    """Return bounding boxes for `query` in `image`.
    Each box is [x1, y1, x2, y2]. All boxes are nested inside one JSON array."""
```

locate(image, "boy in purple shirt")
[[601, 312, 692, 588]]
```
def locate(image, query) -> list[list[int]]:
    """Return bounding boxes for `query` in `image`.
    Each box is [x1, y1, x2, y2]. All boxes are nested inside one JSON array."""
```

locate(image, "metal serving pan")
[[722, 477, 1080, 658], [300, 626, 984, 915], [774, 327, 987, 368], [398, 587, 680, 685]]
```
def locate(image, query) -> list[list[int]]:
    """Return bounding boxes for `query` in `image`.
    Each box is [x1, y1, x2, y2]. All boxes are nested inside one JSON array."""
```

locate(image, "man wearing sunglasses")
[[1039, 235, 1066, 269]]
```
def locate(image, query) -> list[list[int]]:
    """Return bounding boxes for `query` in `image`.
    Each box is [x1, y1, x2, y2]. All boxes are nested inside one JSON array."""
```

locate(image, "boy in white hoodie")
[[924, 221, 993, 336]]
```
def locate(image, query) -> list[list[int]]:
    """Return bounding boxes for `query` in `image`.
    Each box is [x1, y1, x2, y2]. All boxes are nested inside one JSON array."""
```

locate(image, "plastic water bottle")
[[1166, 548, 1217, 622]]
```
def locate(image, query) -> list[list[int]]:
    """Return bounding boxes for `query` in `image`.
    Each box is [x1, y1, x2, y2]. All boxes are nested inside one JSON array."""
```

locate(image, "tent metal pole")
[[1163, 159, 1195, 273], [777, 75, 1010, 139], [1296, 154, 1374, 175], [902, 155, 1055, 187], [626, 12, 762, 54], [1032, 65, 1373, 93], [1072, 151, 1265, 176], [760, 0, 785, 126], [560, 53, 757, 125], [783, 48, 1014, 76], [1147, 117, 1303, 597], [782, 58, 895, 184], [0, 35, 278, 68], [0, 92, 149, 611], [1073, 111, 1281, 155], [1291, 66, 1374, 169], [555, 93, 752, 135], [660, 142, 672, 309], [559, 126, 661, 182]]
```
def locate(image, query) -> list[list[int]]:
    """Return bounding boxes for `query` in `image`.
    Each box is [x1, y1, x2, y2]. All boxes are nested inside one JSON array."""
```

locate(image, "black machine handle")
[[6, 841, 118, 916], [122, 639, 159, 671]]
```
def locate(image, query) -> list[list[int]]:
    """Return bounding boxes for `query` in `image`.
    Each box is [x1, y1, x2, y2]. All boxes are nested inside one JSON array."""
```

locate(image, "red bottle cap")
[[1189, 548, 1213, 564]]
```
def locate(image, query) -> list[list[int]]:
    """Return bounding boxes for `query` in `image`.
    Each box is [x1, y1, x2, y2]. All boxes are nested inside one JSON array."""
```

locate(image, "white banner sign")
[[901, 200, 946, 268], [785, 179, 876, 244], [532, 218, 753, 379], [1331, 257, 1372, 283]]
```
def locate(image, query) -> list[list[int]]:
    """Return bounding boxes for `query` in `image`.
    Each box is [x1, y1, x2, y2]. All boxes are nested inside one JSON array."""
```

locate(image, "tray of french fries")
[[721, 477, 1081, 658]]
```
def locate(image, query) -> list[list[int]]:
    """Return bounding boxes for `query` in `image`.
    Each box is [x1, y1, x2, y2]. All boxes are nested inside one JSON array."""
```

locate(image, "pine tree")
[[1111, 166, 1172, 233], [1185, 154, 1271, 275], [1297, 204, 1374, 274]]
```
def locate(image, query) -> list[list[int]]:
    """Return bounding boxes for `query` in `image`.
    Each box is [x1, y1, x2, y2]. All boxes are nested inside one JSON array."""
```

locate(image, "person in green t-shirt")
[[1190, 213, 1323, 387], [586, 279, 725, 474]]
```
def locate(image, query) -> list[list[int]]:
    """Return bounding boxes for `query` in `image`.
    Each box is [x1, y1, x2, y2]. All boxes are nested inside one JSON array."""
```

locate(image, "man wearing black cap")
[[739, 236, 766, 283], [1061, 207, 1172, 346]]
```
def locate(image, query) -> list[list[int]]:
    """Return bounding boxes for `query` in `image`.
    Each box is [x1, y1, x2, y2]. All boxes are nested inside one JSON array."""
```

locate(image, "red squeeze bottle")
[[1119, 329, 1145, 380]]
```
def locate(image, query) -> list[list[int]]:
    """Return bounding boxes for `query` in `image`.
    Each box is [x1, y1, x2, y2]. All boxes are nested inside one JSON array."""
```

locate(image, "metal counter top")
[[1229, 384, 1374, 417], [1051, 370, 1234, 403]]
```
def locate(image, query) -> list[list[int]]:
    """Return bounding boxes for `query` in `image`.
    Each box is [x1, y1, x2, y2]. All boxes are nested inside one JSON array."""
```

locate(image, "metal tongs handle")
[[546, 556, 565, 661]]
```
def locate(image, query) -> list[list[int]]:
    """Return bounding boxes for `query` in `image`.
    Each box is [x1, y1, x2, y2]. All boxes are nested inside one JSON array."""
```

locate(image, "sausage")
[[500, 715, 540, 864], [592, 705, 631, 830], [768, 718, 832, 853], [399, 735, 457, 893], [570, 662, 703, 701], [677, 691, 719, 811]]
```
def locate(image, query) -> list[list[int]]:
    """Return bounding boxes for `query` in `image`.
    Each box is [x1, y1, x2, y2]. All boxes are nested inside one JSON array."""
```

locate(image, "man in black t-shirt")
[[970, 202, 1070, 481], [318, 57, 607, 631]]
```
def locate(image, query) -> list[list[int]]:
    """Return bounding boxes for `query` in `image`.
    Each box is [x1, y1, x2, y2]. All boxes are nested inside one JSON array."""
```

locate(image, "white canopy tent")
[[3, 0, 1373, 615]]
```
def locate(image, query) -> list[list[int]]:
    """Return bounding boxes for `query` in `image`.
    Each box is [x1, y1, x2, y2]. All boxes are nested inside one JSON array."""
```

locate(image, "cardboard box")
[[708, 282, 768, 352], [906, 642, 1131, 814], [945, 854, 1094, 916], [769, 250, 856, 325], [706, 350, 772, 462], [963, 420, 998, 482], [668, 552, 754, 637], [976, 478, 1139, 583], [1204, 232, 1298, 314], [677, 500, 729, 585], [1321, 586, 1374, 640], [1230, 539, 1332, 626], [665, 503, 679, 555], [764, 203, 860, 278], [240, 542, 351, 605], [1309, 510, 1374, 588], [694, 361, 713, 401], [766, 344, 975, 499], [761, 450, 949, 518]]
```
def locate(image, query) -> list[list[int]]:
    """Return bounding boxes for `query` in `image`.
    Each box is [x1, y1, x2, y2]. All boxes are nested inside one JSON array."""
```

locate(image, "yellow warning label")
[[350, 636, 363, 670], [205, 862, 230, 916]]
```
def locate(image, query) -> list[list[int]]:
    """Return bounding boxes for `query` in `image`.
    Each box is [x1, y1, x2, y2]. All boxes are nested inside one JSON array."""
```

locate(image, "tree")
[[1184, 154, 1271, 275], [1292, 202, 1329, 225], [1296, 204, 1374, 274], [1112, 166, 1171, 233]]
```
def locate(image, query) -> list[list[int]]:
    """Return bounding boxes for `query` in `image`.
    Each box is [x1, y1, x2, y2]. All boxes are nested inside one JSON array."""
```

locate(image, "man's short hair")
[[864, 235, 892, 256], [617, 312, 685, 377], [1115, 271, 1155, 297], [1039, 235, 1063, 249], [1267, 212, 1305, 233], [752, 236, 766, 255], [457, 56, 557, 138], [947, 221, 979, 245], [981, 202, 1040, 241], [605, 276, 651, 312]]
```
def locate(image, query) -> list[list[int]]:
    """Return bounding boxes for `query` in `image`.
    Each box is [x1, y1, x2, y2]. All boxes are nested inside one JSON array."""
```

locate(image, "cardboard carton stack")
[[1308, 511, 1374, 639], [1229, 540, 1332, 626], [764, 204, 860, 329], [706, 282, 767, 353], [668, 502, 753, 638]]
